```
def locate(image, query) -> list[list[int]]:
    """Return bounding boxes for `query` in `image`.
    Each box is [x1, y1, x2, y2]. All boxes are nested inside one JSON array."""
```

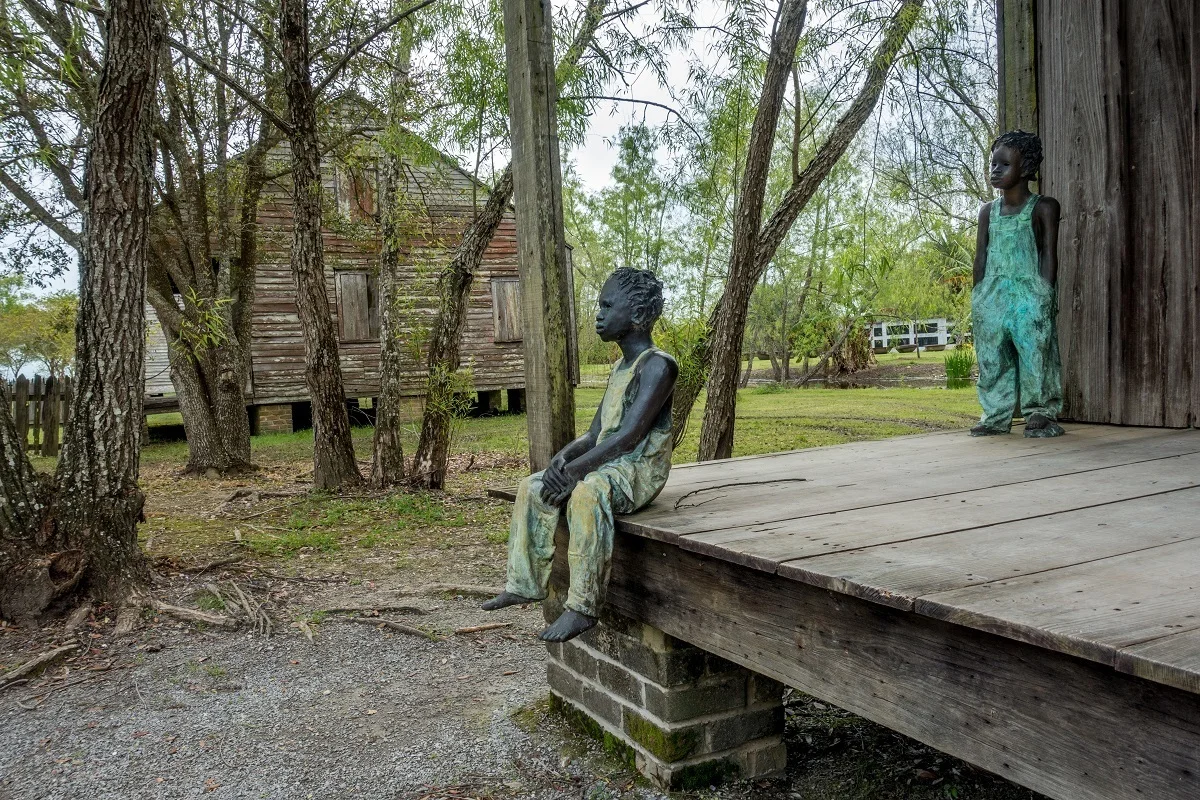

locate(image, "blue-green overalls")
[[503, 347, 675, 617], [972, 194, 1063, 432]]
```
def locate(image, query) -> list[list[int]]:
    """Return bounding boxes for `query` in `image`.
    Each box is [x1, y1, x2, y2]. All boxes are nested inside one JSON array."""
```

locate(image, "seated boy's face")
[[595, 279, 636, 342]]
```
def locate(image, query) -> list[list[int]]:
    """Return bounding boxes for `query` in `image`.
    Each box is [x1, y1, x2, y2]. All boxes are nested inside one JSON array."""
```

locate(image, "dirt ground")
[[1, 455, 1038, 800]]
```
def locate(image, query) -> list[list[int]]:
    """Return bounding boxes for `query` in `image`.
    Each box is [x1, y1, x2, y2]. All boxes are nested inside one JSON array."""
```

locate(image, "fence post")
[[41, 376, 60, 457], [13, 375, 29, 452], [30, 374, 43, 451]]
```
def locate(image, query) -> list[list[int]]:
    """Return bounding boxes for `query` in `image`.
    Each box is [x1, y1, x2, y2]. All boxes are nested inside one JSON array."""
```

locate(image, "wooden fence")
[[5, 375, 73, 457]]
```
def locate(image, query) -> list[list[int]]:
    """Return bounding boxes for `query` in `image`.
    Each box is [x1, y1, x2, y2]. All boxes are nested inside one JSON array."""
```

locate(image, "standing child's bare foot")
[[481, 591, 534, 611], [539, 610, 597, 642]]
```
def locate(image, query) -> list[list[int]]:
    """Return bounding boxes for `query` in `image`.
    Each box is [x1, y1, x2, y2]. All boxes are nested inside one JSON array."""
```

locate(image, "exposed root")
[[399, 583, 503, 599], [185, 555, 244, 575], [64, 602, 93, 633], [0, 643, 80, 690], [341, 615, 441, 641], [321, 605, 427, 616], [153, 601, 239, 629], [454, 622, 513, 635]]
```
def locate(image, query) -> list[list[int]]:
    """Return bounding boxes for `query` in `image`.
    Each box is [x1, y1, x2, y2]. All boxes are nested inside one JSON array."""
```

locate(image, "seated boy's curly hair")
[[609, 267, 665, 331], [992, 130, 1043, 180]]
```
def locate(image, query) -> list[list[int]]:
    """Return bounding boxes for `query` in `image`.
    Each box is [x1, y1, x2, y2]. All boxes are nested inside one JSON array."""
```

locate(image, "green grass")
[[133, 384, 980, 469]]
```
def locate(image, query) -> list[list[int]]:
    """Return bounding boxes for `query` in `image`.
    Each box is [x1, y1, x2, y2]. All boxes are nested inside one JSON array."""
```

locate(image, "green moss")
[[623, 709, 699, 762], [671, 757, 740, 791], [549, 695, 637, 769]]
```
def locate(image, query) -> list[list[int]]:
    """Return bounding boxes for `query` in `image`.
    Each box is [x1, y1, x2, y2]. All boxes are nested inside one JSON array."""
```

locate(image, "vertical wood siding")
[[248, 147, 526, 404], [1038, 0, 1197, 427]]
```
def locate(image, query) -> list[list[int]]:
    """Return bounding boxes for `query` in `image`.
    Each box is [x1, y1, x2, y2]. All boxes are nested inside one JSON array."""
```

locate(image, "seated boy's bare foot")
[[481, 591, 534, 611], [970, 423, 1008, 436], [1024, 413, 1065, 438], [539, 610, 597, 642]]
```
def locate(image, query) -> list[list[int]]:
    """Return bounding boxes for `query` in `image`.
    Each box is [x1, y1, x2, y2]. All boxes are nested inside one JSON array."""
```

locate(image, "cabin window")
[[335, 164, 377, 221], [491, 278, 522, 343], [335, 271, 380, 342]]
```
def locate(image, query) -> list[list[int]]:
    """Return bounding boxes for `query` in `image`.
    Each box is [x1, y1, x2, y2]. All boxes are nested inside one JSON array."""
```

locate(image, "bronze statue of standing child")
[[484, 268, 678, 642], [971, 130, 1065, 437]]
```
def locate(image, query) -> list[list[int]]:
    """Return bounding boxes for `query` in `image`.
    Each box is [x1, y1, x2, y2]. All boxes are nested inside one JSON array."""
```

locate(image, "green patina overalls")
[[972, 194, 1063, 432], [504, 347, 675, 617]]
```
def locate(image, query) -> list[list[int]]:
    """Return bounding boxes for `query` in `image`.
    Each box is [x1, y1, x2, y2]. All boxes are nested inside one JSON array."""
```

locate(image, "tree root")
[[153, 601, 240, 629], [399, 583, 503, 599], [0, 644, 80, 691], [341, 616, 441, 641], [454, 622, 512, 635]]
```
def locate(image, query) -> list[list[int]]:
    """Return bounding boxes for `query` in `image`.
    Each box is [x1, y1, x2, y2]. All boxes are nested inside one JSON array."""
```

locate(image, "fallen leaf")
[[204, 778, 220, 792], [502, 670, 518, 676], [366, 709, 377, 715], [132, 730, 148, 739]]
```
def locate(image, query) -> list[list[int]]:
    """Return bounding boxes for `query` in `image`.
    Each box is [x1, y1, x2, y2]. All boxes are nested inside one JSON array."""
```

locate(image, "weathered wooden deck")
[[526, 424, 1200, 800]]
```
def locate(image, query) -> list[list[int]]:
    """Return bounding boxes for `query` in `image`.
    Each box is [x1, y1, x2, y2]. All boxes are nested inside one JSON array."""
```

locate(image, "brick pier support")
[[544, 613, 786, 790], [253, 403, 293, 434]]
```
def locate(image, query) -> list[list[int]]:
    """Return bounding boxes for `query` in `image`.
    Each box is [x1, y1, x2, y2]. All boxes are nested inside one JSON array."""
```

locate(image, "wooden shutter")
[[336, 272, 372, 341], [491, 278, 522, 342]]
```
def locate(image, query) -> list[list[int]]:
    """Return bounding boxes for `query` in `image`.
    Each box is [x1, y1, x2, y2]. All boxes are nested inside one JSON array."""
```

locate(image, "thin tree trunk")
[[740, 352, 754, 388], [371, 55, 411, 488], [696, 0, 923, 460], [697, 0, 809, 462], [407, 0, 608, 490], [280, 0, 362, 491]]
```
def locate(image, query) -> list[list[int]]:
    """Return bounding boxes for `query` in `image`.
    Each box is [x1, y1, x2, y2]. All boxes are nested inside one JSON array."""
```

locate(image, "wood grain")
[[601, 531, 1200, 800]]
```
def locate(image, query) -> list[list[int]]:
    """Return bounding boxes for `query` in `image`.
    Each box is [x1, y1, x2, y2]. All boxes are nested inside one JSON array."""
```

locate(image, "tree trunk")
[[740, 352, 754, 388], [696, 0, 809, 462], [406, 0, 607, 489], [280, 0, 362, 491], [696, 0, 923, 460], [409, 168, 513, 489], [0, 0, 165, 617], [371, 128, 409, 488]]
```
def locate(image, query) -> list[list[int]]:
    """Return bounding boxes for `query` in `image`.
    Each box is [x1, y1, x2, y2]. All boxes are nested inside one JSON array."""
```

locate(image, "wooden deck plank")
[[679, 453, 1200, 579], [774, 485, 1200, 609], [1117, 628, 1200, 694], [593, 529, 1200, 800], [916, 523, 1200, 669], [629, 426, 1200, 538]]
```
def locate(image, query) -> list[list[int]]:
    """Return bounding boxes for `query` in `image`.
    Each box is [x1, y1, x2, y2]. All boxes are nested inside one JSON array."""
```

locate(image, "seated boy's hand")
[[540, 456, 579, 507]]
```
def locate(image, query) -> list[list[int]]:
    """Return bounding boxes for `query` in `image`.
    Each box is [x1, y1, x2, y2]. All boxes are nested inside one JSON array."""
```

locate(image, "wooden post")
[[13, 375, 28, 452], [30, 374, 43, 451], [503, 0, 576, 470], [997, 0, 1038, 134], [40, 376, 60, 457]]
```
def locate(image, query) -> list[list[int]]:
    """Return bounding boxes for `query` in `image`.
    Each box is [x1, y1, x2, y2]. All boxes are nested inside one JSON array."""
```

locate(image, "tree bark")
[[406, 0, 607, 489], [280, 0, 362, 491], [408, 167, 513, 488], [18, 0, 164, 614], [370, 108, 411, 488], [695, 0, 923, 460], [696, 0, 809, 461]]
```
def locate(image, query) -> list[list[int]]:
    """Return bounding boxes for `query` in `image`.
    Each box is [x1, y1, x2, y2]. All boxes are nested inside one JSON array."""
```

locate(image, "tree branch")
[[561, 94, 700, 141], [166, 35, 291, 134], [314, 0, 438, 98], [0, 170, 80, 249]]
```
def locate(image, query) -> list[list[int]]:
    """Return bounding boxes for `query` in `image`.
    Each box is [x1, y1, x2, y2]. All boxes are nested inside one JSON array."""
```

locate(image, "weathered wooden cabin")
[[145, 140, 573, 433], [998, 0, 1198, 427]]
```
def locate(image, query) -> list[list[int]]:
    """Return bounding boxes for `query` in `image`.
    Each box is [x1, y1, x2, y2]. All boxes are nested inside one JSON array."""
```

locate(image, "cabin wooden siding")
[[247, 147, 526, 406], [1021, 0, 1199, 427]]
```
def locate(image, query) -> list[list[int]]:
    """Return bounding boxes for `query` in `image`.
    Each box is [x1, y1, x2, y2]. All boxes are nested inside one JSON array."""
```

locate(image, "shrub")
[[944, 345, 976, 385]]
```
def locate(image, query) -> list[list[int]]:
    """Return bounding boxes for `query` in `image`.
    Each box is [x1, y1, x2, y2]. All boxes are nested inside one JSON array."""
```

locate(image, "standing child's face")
[[595, 278, 636, 343], [989, 144, 1024, 190]]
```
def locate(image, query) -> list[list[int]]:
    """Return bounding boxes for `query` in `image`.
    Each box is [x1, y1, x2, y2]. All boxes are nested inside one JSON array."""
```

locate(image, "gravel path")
[[0, 589, 667, 800]]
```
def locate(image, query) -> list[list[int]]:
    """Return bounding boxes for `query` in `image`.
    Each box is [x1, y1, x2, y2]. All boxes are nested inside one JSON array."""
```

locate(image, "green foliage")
[[944, 344, 976, 385], [175, 287, 232, 355], [0, 283, 77, 378]]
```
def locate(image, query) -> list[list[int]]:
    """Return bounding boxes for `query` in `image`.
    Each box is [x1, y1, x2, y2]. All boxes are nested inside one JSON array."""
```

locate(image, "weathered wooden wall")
[[1035, 0, 1198, 427], [249, 147, 525, 405]]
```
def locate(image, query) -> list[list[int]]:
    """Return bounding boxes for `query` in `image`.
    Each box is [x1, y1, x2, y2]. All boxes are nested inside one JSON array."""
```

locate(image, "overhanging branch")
[[314, 0, 438, 98]]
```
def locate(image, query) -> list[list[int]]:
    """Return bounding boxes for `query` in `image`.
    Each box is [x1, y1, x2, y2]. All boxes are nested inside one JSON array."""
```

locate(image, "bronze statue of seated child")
[[483, 267, 678, 642]]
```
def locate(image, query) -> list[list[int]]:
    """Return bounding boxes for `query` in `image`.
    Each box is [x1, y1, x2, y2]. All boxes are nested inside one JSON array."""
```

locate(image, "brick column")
[[544, 614, 786, 790], [253, 403, 293, 434]]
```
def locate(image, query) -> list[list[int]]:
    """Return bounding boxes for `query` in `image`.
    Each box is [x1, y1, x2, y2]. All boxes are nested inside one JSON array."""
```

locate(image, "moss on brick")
[[549, 694, 637, 769], [670, 757, 741, 791], [623, 710, 700, 762]]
